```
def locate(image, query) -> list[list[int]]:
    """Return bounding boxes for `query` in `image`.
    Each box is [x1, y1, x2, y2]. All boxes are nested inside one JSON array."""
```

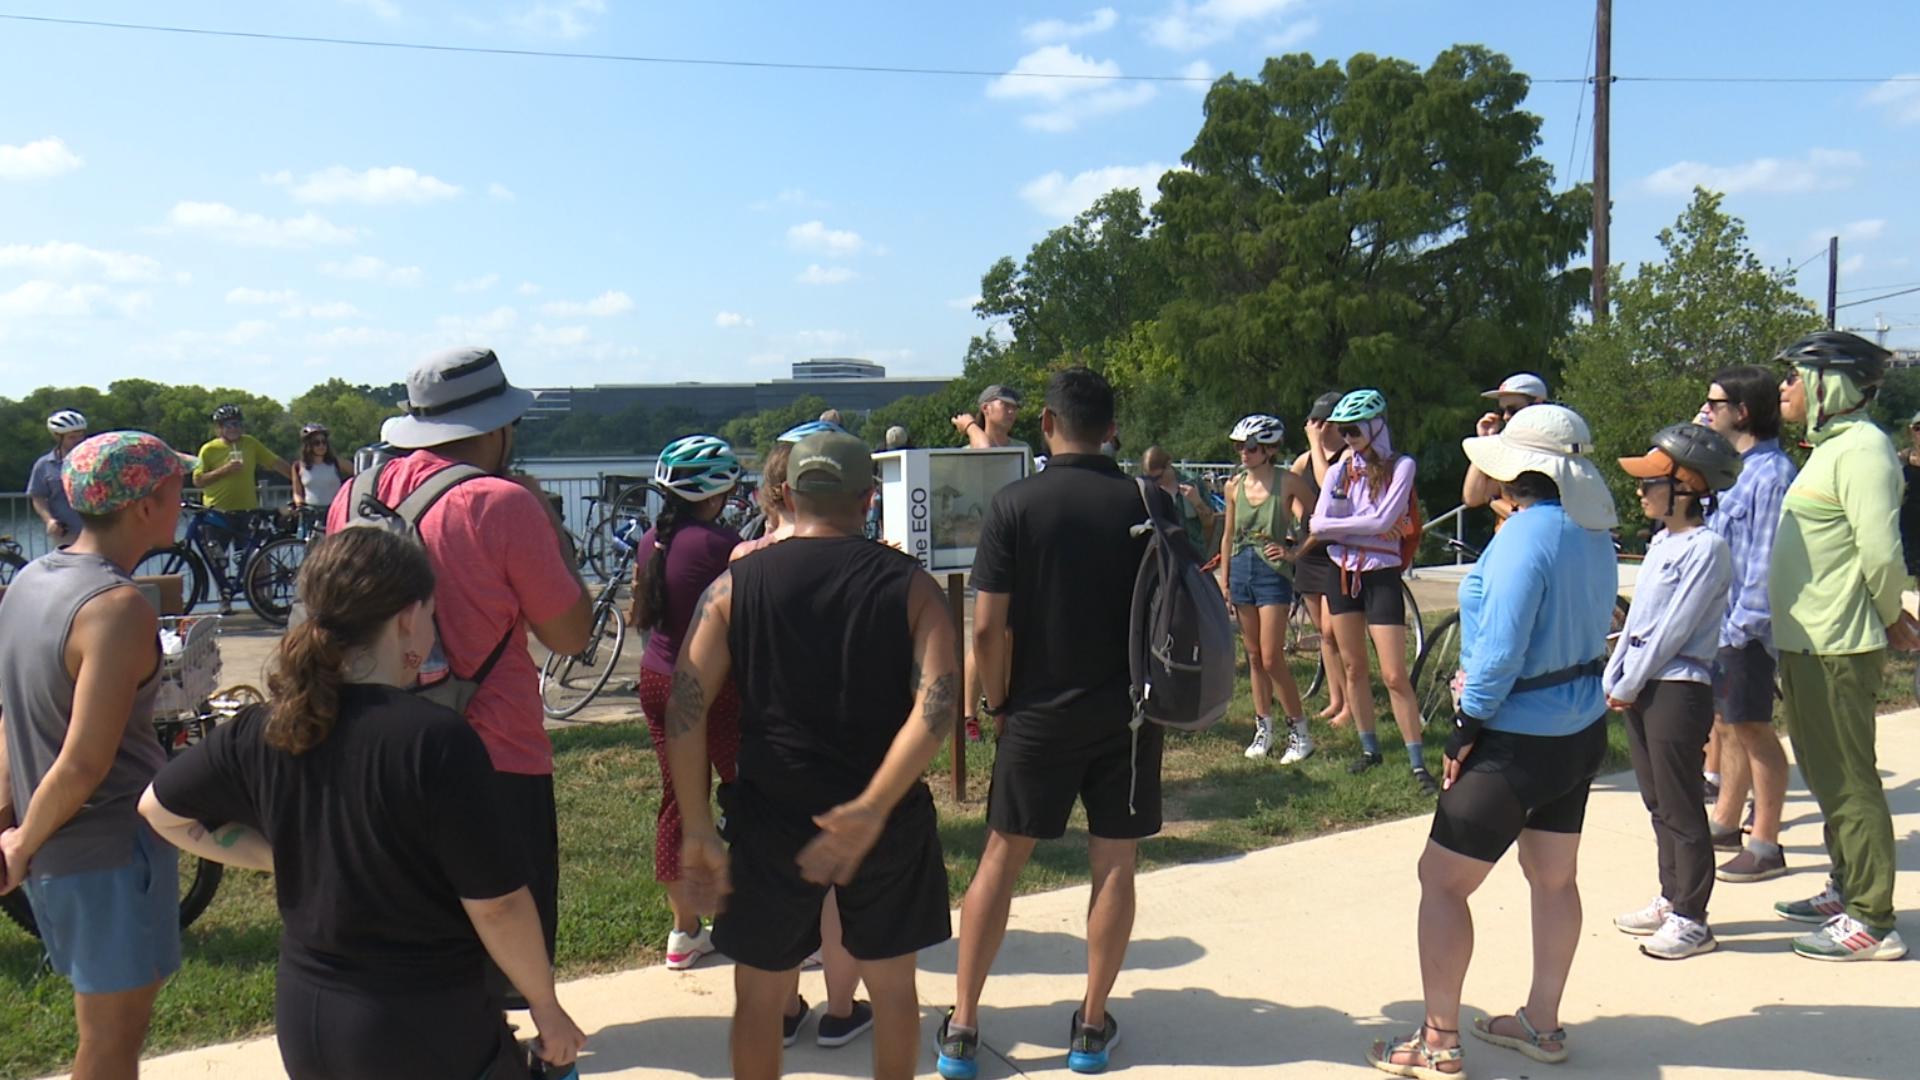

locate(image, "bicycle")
[[0, 534, 25, 586], [1408, 537, 1634, 730], [130, 499, 294, 619], [1279, 552, 1426, 701], [540, 514, 646, 719], [242, 506, 329, 627], [576, 476, 651, 583]]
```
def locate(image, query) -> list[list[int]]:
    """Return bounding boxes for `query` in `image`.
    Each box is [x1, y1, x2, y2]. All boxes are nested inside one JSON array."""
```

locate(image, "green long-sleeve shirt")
[[1769, 416, 1907, 655]]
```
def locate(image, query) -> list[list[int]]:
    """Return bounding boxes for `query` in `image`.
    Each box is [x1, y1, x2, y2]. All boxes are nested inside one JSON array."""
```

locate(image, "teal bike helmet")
[[1327, 389, 1387, 424], [654, 435, 742, 500], [777, 419, 850, 444]]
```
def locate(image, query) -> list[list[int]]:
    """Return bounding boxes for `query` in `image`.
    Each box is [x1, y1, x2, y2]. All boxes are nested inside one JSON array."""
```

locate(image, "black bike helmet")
[[1773, 331, 1892, 387], [1620, 423, 1742, 494], [212, 403, 244, 424]]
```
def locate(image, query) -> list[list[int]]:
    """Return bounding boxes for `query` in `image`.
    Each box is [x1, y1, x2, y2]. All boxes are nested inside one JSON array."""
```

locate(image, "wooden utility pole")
[[1592, 0, 1613, 323], [1826, 236, 1839, 329]]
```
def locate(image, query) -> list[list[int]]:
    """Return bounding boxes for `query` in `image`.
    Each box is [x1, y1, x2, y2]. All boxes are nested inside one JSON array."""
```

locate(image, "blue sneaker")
[[1067, 1009, 1120, 1074], [935, 1010, 979, 1080]]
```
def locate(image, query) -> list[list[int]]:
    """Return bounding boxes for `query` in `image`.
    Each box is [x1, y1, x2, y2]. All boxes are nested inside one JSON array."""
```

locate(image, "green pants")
[[1778, 650, 1897, 929]]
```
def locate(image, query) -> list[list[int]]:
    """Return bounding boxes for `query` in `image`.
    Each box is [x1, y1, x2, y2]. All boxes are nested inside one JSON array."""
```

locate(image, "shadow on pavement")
[[913, 929, 1205, 977], [992, 989, 1362, 1075]]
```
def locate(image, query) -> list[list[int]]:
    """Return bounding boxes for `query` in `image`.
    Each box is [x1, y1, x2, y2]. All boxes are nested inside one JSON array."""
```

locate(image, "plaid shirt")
[[1707, 439, 1796, 653]]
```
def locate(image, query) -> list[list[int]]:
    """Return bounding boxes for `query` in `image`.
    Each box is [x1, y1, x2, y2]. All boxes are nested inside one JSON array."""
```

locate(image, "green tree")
[[719, 394, 831, 457], [1562, 188, 1821, 530], [287, 379, 401, 461]]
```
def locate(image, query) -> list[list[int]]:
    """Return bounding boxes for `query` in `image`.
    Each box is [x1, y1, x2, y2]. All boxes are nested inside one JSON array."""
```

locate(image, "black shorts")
[[277, 970, 520, 1080], [1324, 566, 1406, 626], [483, 771, 557, 1004], [1293, 546, 1337, 598], [1429, 718, 1610, 863], [1713, 641, 1778, 725], [712, 783, 950, 972], [987, 714, 1164, 841]]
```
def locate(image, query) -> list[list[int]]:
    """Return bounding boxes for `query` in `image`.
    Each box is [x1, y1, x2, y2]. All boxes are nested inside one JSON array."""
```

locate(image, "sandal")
[[1367, 1024, 1466, 1079], [1470, 1007, 1568, 1064]]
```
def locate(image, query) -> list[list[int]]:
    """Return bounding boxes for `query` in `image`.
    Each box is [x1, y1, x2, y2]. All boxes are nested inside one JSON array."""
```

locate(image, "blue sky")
[[2, 0, 1918, 402]]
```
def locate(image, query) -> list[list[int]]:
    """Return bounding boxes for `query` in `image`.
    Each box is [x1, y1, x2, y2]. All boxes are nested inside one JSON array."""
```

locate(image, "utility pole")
[[1826, 236, 1839, 329], [1591, 0, 1612, 323]]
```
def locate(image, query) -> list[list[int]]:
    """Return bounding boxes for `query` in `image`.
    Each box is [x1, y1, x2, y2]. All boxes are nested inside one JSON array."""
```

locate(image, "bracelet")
[[983, 700, 1011, 718]]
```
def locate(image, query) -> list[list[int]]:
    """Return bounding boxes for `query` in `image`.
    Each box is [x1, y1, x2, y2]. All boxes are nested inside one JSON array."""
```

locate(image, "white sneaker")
[[665, 925, 715, 970], [1244, 716, 1274, 759], [1614, 894, 1673, 936], [1640, 912, 1717, 959], [1278, 721, 1315, 765]]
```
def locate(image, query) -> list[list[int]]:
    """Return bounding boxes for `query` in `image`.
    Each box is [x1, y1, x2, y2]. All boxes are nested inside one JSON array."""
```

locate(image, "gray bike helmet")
[[1620, 423, 1742, 494], [1773, 330, 1891, 388], [1307, 391, 1344, 422], [212, 403, 244, 424]]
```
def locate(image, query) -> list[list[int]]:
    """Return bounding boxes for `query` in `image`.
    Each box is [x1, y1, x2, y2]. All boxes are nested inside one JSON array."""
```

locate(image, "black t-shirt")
[[151, 684, 527, 990], [970, 453, 1161, 736]]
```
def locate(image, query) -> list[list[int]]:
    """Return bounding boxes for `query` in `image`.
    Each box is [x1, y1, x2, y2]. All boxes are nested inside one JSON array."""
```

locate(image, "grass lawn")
[[3, 647, 1915, 1079]]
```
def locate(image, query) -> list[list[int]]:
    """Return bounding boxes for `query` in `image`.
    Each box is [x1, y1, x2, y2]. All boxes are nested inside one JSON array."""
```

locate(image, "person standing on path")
[[1461, 373, 1549, 529], [941, 368, 1168, 1078], [1142, 445, 1216, 555], [1606, 425, 1739, 961], [1291, 391, 1351, 727], [629, 435, 744, 972], [28, 409, 89, 549], [1766, 330, 1919, 962], [289, 423, 352, 514], [328, 346, 592, 1006], [1217, 415, 1317, 764], [1697, 366, 1798, 884], [951, 385, 1029, 742], [140, 528, 587, 1080], [1366, 404, 1618, 1079], [194, 404, 293, 612], [666, 429, 958, 1080], [0, 431, 194, 1080]]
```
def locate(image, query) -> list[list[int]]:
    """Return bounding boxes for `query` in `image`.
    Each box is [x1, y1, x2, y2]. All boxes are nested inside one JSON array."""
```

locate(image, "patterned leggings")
[[638, 667, 741, 882]]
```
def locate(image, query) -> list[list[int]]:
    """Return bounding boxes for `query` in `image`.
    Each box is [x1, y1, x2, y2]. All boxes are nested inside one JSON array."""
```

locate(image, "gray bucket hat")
[[380, 347, 536, 449]]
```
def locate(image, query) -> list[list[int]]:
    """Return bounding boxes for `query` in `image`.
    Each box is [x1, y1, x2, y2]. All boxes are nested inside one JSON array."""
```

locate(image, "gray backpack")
[[1127, 477, 1237, 732]]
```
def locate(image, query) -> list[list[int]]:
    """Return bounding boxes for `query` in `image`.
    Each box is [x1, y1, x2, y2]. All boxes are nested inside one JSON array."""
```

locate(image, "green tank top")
[[1232, 471, 1292, 572]]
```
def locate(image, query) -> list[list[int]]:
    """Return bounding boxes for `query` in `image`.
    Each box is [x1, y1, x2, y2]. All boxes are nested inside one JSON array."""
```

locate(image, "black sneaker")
[[1710, 824, 1742, 852], [1702, 776, 1721, 802], [1067, 1008, 1120, 1074], [1348, 752, 1384, 775], [783, 995, 810, 1048], [816, 1000, 874, 1048], [1411, 768, 1439, 796]]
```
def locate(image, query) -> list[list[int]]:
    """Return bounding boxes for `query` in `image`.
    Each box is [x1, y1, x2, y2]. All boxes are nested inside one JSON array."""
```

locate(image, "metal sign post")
[[947, 572, 968, 801]]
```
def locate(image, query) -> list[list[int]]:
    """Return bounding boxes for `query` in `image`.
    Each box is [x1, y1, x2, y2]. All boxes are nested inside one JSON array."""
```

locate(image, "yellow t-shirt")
[[195, 434, 280, 510]]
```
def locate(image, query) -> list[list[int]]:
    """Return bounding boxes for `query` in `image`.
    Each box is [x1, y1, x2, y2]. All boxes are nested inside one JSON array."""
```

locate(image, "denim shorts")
[[22, 826, 182, 994], [1228, 546, 1294, 608]]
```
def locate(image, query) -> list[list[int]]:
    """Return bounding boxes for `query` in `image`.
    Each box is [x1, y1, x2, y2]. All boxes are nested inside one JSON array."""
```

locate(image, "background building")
[[528, 359, 951, 422]]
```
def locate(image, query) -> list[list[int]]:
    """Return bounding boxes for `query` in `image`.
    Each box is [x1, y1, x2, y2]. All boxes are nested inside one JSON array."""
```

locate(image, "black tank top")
[[728, 536, 923, 820]]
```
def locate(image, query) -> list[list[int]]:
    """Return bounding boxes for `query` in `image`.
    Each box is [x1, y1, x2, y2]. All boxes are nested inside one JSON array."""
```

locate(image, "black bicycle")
[[0, 535, 25, 586], [577, 477, 651, 583], [131, 500, 296, 620], [241, 506, 329, 626], [540, 514, 646, 719]]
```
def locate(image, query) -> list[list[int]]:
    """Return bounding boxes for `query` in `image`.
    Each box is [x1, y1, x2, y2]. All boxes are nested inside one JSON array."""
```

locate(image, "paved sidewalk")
[[98, 710, 1919, 1079]]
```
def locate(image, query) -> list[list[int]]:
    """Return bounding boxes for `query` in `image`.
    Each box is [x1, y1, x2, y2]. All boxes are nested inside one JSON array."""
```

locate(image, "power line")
[[1787, 247, 1829, 275], [1834, 284, 1920, 310], [1837, 280, 1920, 295], [1563, 11, 1597, 186], [5, 13, 1920, 86]]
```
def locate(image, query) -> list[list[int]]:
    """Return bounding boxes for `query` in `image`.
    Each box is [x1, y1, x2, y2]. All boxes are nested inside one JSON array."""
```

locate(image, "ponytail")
[[266, 621, 346, 754], [633, 493, 690, 632]]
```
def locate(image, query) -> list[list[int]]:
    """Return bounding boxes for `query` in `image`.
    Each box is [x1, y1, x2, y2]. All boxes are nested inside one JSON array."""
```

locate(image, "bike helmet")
[[1620, 423, 1743, 494], [301, 422, 330, 437], [1229, 414, 1285, 446], [654, 435, 742, 500], [1327, 389, 1387, 423], [212, 404, 244, 424], [777, 419, 850, 444], [1307, 391, 1344, 422], [46, 409, 87, 435], [1772, 330, 1891, 387]]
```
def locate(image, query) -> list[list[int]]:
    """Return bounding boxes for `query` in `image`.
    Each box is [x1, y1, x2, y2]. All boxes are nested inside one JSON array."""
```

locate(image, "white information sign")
[[874, 447, 1031, 576]]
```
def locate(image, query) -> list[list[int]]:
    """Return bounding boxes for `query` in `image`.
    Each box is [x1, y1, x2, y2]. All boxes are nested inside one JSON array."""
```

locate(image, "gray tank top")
[[0, 551, 165, 876]]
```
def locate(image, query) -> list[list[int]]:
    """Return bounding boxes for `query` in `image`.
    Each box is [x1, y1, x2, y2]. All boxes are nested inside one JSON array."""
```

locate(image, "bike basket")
[[155, 615, 223, 714]]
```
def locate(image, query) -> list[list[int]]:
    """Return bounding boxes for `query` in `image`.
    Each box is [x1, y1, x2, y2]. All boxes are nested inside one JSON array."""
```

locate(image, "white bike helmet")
[[1229, 414, 1285, 446], [46, 409, 88, 436], [654, 435, 742, 500]]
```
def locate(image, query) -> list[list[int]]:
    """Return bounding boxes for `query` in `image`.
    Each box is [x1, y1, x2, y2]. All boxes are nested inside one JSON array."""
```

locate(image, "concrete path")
[[92, 709, 1920, 1079]]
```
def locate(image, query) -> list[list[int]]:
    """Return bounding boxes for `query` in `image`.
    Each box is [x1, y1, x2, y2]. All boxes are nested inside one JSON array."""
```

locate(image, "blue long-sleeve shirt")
[[1706, 439, 1795, 653], [1456, 501, 1617, 736], [1603, 526, 1732, 705]]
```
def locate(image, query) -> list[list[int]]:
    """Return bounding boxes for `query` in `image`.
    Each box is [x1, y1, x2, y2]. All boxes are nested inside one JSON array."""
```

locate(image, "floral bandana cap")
[[62, 431, 198, 515]]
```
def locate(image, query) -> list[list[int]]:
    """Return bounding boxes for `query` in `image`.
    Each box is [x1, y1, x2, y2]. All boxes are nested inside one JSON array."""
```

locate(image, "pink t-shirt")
[[328, 451, 582, 775]]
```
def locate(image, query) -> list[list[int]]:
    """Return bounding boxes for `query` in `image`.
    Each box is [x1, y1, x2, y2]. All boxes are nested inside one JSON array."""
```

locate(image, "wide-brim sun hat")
[[381, 346, 536, 450], [1462, 403, 1617, 531]]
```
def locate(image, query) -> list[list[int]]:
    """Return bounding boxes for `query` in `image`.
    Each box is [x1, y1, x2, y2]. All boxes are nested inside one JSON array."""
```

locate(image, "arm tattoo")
[[665, 668, 708, 741], [214, 825, 248, 850], [682, 572, 733, 643], [920, 672, 959, 738]]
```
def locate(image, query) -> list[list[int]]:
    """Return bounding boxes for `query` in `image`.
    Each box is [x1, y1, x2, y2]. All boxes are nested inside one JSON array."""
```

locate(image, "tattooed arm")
[[796, 570, 959, 886], [138, 785, 274, 872], [664, 570, 736, 912]]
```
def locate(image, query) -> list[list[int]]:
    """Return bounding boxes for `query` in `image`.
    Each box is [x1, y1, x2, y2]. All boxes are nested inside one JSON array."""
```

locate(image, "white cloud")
[[541, 290, 633, 317], [224, 320, 274, 346], [517, 281, 542, 296], [0, 137, 82, 180], [437, 307, 520, 337], [1812, 219, 1887, 245], [454, 272, 500, 293], [1265, 16, 1320, 50], [0, 241, 178, 283], [487, 182, 515, 200], [1020, 162, 1174, 220], [309, 325, 403, 349], [1643, 149, 1866, 196], [1839, 254, 1868, 276], [715, 310, 753, 328], [797, 265, 858, 286], [0, 281, 150, 320], [530, 323, 591, 347], [1864, 75, 1920, 125], [947, 295, 983, 311], [269, 165, 462, 205], [988, 45, 1157, 132], [166, 202, 358, 247], [341, 0, 402, 19], [226, 287, 297, 305], [512, 0, 605, 39], [319, 255, 424, 285], [787, 220, 866, 257], [1147, 0, 1309, 51], [1180, 59, 1215, 91], [1023, 8, 1118, 43], [281, 301, 361, 321]]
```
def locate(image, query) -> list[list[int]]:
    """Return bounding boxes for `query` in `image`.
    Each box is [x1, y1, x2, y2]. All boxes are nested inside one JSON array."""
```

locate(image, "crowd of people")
[[0, 330, 1915, 1080]]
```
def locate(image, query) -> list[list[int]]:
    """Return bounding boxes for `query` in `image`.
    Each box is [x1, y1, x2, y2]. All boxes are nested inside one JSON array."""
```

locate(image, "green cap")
[[789, 431, 874, 494]]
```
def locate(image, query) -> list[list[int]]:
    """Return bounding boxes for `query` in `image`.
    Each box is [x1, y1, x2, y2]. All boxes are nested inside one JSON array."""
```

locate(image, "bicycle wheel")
[[133, 544, 209, 614], [1, 849, 226, 937], [1283, 596, 1326, 700], [1612, 593, 1632, 640], [540, 602, 628, 719], [243, 535, 309, 626], [1410, 611, 1463, 732], [1399, 578, 1425, 665]]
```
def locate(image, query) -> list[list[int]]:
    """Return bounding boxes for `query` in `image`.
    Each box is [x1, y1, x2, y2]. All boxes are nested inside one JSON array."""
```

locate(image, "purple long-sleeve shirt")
[[1311, 450, 1418, 572]]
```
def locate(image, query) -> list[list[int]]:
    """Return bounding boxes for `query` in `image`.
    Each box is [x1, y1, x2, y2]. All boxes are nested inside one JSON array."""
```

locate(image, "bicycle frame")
[[179, 506, 283, 596]]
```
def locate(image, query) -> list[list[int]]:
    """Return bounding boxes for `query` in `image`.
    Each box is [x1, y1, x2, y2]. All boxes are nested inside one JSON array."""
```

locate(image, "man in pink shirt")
[[329, 346, 591, 1007]]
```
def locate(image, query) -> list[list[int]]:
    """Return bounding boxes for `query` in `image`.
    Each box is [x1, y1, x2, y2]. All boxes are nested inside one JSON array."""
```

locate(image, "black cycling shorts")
[[1292, 546, 1337, 598], [987, 712, 1164, 841], [1429, 717, 1610, 863], [1325, 566, 1406, 626], [1713, 641, 1778, 726]]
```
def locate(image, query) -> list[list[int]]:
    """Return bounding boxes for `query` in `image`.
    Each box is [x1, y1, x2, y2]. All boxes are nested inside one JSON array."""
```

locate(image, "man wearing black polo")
[[939, 368, 1167, 1079]]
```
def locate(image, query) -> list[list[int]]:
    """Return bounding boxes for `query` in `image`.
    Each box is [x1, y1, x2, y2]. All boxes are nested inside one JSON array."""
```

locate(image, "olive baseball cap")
[[789, 431, 875, 494]]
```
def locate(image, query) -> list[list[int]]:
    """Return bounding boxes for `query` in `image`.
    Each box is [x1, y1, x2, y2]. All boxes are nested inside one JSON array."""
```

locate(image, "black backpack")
[[1127, 477, 1236, 732]]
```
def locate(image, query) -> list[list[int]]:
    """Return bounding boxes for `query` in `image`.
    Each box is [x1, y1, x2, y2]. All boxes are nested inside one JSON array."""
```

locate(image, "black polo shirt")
[[971, 453, 1165, 732]]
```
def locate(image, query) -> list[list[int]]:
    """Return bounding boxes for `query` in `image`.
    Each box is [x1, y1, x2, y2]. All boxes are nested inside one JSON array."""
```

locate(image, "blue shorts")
[[22, 826, 181, 994], [1228, 547, 1294, 608]]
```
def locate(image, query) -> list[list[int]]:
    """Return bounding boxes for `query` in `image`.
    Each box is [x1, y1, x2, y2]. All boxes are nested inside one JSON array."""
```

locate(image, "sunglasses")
[[1703, 397, 1733, 410], [1338, 424, 1365, 439], [1782, 369, 1802, 386], [1500, 403, 1525, 418], [1636, 477, 1676, 494]]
